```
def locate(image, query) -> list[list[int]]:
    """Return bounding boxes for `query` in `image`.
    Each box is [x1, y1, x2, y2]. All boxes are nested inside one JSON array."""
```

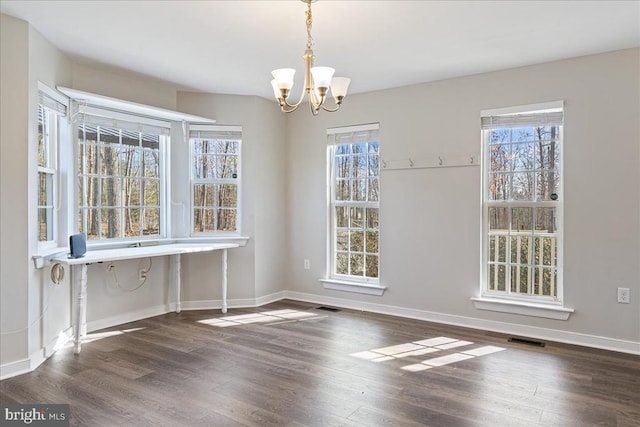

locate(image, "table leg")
[[73, 264, 88, 354], [222, 248, 228, 313], [170, 254, 181, 313]]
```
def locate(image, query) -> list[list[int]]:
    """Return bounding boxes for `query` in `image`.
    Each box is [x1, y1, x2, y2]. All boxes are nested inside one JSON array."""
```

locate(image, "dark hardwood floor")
[[2, 299, 639, 426]]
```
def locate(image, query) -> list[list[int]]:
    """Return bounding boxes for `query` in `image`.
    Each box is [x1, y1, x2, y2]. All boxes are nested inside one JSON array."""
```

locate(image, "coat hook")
[[470, 155, 474, 164], [382, 160, 387, 168], [438, 156, 443, 166], [409, 158, 414, 167]]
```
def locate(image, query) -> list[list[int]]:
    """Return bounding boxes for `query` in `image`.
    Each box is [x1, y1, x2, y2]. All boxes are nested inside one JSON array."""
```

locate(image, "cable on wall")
[[50, 263, 65, 285], [106, 257, 152, 292]]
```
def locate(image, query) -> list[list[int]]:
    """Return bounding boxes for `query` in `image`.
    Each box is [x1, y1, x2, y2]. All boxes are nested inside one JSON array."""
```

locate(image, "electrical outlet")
[[304, 259, 310, 270], [617, 287, 630, 304]]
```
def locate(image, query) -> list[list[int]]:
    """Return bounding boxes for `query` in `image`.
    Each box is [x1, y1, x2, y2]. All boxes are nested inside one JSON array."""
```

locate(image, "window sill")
[[470, 296, 574, 320], [320, 279, 387, 296]]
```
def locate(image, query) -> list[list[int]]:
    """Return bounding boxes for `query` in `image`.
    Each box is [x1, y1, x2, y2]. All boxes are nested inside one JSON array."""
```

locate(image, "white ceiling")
[[2, 0, 639, 100]]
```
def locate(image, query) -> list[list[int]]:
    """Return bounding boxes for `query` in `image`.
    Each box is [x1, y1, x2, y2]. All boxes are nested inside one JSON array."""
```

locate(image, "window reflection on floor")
[[350, 336, 505, 372], [198, 309, 324, 327]]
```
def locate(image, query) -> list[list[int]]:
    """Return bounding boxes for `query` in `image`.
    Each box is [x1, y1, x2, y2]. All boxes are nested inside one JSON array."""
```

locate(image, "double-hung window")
[[189, 125, 241, 234], [328, 124, 380, 282], [481, 102, 563, 303], [37, 87, 67, 247], [77, 111, 169, 241]]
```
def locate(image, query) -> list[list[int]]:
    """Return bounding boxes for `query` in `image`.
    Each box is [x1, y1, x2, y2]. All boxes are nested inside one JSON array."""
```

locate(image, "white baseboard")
[[282, 291, 640, 355], [0, 358, 31, 381]]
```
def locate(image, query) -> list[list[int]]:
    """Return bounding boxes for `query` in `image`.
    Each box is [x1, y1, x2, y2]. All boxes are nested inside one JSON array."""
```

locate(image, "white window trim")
[[188, 124, 242, 237], [36, 83, 68, 251], [324, 123, 384, 294], [31, 89, 252, 266], [478, 101, 572, 319]]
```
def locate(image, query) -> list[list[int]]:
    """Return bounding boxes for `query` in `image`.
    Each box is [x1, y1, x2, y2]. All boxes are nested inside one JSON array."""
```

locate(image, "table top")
[[52, 242, 240, 265]]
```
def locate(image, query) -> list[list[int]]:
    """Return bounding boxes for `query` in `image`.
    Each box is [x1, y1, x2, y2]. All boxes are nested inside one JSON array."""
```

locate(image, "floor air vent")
[[317, 306, 341, 312], [508, 337, 545, 347]]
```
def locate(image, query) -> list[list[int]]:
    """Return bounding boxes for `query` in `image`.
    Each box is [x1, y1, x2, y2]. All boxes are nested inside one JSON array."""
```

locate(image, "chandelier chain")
[[305, 0, 314, 49]]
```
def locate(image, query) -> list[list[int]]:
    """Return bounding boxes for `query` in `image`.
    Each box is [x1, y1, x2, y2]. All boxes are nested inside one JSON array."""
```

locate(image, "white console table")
[[52, 242, 239, 354]]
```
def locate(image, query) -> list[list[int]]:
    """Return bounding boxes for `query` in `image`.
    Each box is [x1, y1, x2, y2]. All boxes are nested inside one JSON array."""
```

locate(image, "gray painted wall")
[[1, 11, 637, 373], [285, 48, 640, 344]]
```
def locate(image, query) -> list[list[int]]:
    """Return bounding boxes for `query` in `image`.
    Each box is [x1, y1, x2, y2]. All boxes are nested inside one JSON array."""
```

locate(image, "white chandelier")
[[270, 0, 350, 115]]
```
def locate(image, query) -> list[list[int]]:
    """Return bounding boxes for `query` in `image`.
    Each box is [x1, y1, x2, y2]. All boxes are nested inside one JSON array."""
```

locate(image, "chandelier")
[[270, 0, 350, 115]]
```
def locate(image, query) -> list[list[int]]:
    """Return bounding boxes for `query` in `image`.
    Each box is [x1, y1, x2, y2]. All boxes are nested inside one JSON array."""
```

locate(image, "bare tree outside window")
[[330, 132, 380, 281], [483, 108, 562, 300], [190, 128, 240, 234], [78, 122, 163, 240]]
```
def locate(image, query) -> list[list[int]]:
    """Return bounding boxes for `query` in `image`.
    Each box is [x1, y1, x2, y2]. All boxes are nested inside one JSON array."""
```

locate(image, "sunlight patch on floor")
[[198, 309, 322, 328], [350, 336, 506, 372]]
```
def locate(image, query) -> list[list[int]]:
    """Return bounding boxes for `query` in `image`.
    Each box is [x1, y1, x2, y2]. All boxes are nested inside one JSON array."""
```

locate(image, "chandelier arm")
[[320, 103, 341, 113]]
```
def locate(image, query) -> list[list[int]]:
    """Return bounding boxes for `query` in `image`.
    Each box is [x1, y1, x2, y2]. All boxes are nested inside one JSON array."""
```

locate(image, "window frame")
[[480, 101, 564, 306], [36, 84, 68, 250], [188, 124, 242, 237], [75, 109, 170, 243], [327, 123, 381, 285]]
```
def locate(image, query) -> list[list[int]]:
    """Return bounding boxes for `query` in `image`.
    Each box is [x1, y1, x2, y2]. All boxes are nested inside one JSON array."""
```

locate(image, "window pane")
[[193, 208, 216, 232], [488, 173, 510, 200], [536, 171, 560, 201], [534, 267, 557, 297], [123, 179, 141, 207], [143, 150, 159, 178], [194, 184, 215, 207], [336, 253, 348, 275], [510, 265, 530, 294], [352, 179, 366, 201], [535, 208, 557, 233], [511, 207, 533, 232], [336, 156, 350, 178], [350, 253, 364, 276], [368, 178, 379, 202], [217, 184, 237, 208], [512, 172, 534, 200], [350, 230, 364, 252], [336, 179, 350, 201], [81, 208, 100, 240], [350, 207, 364, 228], [124, 208, 141, 237], [143, 208, 160, 235], [352, 143, 366, 154], [144, 180, 160, 206], [366, 208, 379, 229], [489, 144, 510, 172], [488, 207, 508, 231], [216, 208, 236, 231], [101, 208, 121, 238], [120, 148, 141, 177], [100, 178, 121, 207], [512, 142, 534, 172], [488, 264, 506, 291], [368, 154, 379, 177], [100, 144, 119, 176], [366, 230, 378, 253], [365, 255, 378, 278], [353, 154, 367, 178], [335, 207, 348, 228], [217, 155, 238, 179], [336, 230, 348, 251]]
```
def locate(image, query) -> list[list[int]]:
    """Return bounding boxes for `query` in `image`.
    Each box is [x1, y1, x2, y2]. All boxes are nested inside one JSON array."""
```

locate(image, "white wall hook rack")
[[381, 154, 480, 171]]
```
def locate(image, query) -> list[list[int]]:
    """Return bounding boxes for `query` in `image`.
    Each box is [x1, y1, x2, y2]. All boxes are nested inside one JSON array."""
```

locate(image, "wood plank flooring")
[[2, 299, 639, 426]]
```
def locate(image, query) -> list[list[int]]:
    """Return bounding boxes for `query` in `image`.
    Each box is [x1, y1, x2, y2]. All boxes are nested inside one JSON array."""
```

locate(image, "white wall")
[[175, 92, 288, 304], [285, 48, 640, 348], [1, 14, 30, 368]]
